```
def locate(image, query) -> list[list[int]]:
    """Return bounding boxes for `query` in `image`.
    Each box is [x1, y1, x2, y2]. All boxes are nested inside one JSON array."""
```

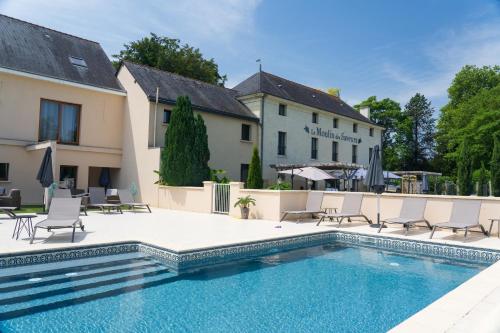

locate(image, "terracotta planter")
[[240, 206, 249, 219]]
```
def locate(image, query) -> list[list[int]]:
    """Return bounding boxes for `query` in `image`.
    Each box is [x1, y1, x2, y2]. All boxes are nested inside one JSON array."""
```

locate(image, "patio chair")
[[30, 198, 84, 243], [53, 189, 88, 216], [88, 187, 122, 214], [429, 200, 488, 239], [118, 189, 151, 213], [0, 189, 21, 209], [316, 193, 372, 226], [280, 191, 324, 222], [378, 197, 431, 235]]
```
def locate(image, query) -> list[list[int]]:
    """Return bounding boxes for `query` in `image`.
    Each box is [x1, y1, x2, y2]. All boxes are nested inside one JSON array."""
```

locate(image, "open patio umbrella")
[[36, 147, 54, 211], [279, 167, 333, 189], [363, 145, 385, 228]]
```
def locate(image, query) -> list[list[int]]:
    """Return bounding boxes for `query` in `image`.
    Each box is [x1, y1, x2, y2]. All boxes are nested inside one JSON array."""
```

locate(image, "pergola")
[[270, 162, 365, 190], [391, 170, 442, 194]]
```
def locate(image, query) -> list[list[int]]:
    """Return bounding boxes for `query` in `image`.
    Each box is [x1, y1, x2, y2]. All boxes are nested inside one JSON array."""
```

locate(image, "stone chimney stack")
[[360, 106, 371, 120]]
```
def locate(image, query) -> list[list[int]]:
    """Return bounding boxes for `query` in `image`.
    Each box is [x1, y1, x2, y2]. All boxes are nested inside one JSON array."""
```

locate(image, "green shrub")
[[246, 146, 263, 189]]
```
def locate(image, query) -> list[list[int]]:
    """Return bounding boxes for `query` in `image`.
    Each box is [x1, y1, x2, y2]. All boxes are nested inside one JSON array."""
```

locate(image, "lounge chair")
[[88, 187, 122, 214], [30, 198, 84, 243], [118, 189, 151, 213], [53, 189, 88, 216], [429, 200, 488, 239], [280, 191, 324, 222], [316, 193, 372, 226], [378, 197, 431, 235]]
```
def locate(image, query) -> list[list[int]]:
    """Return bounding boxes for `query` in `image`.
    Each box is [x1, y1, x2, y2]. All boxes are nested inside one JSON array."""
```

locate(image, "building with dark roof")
[[0, 15, 125, 204], [233, 70, 383, 189]]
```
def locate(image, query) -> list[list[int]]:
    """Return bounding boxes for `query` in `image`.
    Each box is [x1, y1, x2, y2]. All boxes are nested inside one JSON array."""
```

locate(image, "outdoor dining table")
[[0, 206, 37, 240]]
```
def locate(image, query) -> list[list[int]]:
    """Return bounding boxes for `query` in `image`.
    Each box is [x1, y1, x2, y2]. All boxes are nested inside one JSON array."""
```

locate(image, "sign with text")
[[304, 125, 362, 144]]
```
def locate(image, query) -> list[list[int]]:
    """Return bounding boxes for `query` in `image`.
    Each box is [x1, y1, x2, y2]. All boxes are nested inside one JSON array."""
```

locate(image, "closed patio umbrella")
[[364, 145, 385, 228], [99, 167, 111, 190], [36, 147, 54, 211]]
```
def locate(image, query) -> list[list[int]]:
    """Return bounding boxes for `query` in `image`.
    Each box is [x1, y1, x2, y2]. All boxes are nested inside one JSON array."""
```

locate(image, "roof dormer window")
[[69, 56, 87, 68]]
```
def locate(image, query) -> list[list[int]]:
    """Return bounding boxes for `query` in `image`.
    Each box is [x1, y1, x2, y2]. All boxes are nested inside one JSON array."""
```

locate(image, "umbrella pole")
[[370, 193, 386, 228]]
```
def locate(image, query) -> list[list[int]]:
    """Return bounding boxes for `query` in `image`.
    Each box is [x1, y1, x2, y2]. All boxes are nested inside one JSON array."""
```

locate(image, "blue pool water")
[[0, 244, 486, 333]]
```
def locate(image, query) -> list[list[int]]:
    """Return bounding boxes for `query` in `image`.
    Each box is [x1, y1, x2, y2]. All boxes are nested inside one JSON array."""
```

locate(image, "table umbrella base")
[[370, 224, 387, 228]]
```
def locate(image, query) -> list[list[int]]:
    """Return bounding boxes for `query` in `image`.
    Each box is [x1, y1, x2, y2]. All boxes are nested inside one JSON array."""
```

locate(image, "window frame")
[[241, 124, 251, 141], [0, 163, 9, 181], [278, 103, 287, 116], [311, 137, 318, 160], [352, 145, 358, 163], [240, 164, 249, 183], [369, 147, 373, 163], [332, 141, 339, 162], [333, 118, 339, 128], [59, 165, 78, 189], [353, 123, 358, 133], [38, 99, 81, 145], [278, 131, 287, 156], [369, 127, 374, 137], [163, 109, 172, 124], [312, 112, 319, 124]]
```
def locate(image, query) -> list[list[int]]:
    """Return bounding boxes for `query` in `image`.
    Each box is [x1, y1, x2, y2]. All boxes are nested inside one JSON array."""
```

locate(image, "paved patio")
[[1, 208, 499, 254]]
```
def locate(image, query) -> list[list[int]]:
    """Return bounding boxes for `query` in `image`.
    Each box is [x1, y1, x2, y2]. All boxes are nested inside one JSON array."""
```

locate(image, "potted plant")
[[233, 195, 256, 219]]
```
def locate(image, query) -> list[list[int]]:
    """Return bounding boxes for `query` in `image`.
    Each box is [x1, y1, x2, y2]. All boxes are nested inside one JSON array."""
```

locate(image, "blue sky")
[[1, 0, 499, 110]]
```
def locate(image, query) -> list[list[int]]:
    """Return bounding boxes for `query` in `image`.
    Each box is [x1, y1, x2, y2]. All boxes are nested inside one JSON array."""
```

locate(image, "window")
[[369, 127, 374, 137], [39, 99, 80, 144], [369, 147, 373, 163], [69, 56, 87, 68], [278, 104, 287, 116], [0, 163, 9, 181], [332, 141, 338, 162], [312, 112, 318, 123], [333, 118, 339, 128], [240, 164, 249, 183], [241, 124, 251, 141], [353, 123, 358, 133], [352, 145, 358, 163], [59, 165, 78, 189], [311, 138, 318, 159], [278, 131, 287, 156], [163, 110, 171, 124]]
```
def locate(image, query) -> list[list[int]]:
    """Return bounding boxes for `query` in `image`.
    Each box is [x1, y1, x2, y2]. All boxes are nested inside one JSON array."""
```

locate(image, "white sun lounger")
[[118, 189, 151, 213], [53, 189, 88, 215], [316, 193, 371, 226], [378, 197, 431, 235], [88, 187, 122, 214], [30, 198, 84, 243], [429, 200, 488, 239], [280, 191, 325, 222]]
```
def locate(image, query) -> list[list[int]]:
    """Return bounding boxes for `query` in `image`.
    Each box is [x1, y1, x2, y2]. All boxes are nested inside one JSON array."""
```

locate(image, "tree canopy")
[[114, 33, 227, 86]]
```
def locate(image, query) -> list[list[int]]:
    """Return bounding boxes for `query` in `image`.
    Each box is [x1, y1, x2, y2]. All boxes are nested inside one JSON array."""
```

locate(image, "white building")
[[233, 71, 383, 188]]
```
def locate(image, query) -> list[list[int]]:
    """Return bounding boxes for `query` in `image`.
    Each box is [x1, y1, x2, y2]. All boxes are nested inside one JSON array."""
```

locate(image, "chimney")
[[360, 106, 370, 119]]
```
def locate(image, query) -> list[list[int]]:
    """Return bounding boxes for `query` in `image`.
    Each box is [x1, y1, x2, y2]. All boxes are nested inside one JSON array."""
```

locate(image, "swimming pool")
[[0, 242, 487, 333]]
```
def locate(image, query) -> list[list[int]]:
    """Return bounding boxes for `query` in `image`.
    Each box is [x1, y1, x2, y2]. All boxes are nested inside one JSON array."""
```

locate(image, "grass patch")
[[16, 205, 45, 214]]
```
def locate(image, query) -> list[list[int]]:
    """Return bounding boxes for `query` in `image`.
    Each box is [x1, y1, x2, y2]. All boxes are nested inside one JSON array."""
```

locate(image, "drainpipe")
[[260, 94, 265, 170], [153, 87, 159, 148]]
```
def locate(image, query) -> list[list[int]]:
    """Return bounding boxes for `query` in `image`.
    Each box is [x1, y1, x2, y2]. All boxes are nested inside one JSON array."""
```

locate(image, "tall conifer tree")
[[247, 146, 263, 189]]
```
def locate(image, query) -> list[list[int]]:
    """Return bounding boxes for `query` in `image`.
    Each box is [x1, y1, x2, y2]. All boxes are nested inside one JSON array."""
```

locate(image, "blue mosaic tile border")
[[1, 231, 499, 270]]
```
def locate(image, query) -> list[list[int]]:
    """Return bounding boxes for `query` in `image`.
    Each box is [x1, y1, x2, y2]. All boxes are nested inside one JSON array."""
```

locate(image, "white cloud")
[[381, 18, 500, 105], [0, 0, 261, 56]]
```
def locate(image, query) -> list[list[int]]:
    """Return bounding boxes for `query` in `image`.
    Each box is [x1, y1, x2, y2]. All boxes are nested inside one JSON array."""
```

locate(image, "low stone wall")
[[157, 181, 213, 214]]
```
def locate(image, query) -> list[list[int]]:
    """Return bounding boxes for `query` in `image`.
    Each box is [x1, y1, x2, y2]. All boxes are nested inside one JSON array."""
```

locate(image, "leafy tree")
[[457, 141, 473, 196], [400, 93, 435, 170], [192, 114, 211, 186], [435, 65, 500, 176], [492, 134, 500, 196], [160, 96, 196, 186], [114, 33, 227, 86], [475, 162, 489, 196], [246, 146, 263, 189], [354, 96, 404, 170]]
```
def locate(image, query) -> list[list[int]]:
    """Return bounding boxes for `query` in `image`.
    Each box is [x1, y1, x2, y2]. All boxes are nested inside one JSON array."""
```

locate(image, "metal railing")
[[212, 183, 230, 214]]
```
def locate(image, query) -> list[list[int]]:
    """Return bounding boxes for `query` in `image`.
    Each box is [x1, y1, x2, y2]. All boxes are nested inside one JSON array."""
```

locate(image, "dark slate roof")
[[122, 61, 258, 122], [233, 71, 375, 125], [0, 15, 123, 92]]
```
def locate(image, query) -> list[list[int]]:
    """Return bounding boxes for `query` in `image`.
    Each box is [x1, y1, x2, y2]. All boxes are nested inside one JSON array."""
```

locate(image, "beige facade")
[[0, 71, 125, 204], [239, 94, 384, 186], [117, 66, 259, 204]]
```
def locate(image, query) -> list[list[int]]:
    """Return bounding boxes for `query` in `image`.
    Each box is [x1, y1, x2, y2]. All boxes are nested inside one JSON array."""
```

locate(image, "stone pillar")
[[203, 181, 215, 213]]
